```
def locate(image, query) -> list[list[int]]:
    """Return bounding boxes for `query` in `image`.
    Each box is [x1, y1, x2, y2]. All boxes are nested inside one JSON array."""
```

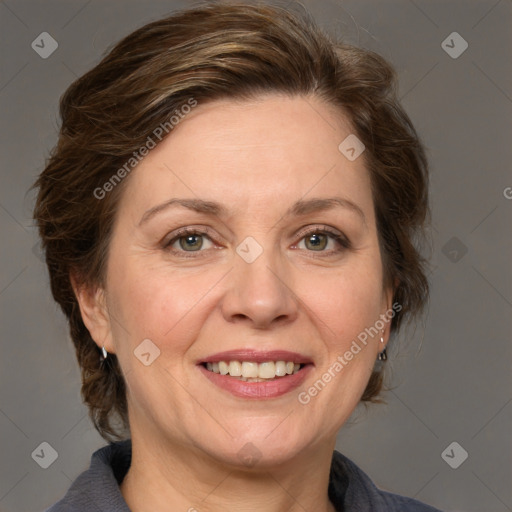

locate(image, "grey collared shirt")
[[45, 439, 443, 511]]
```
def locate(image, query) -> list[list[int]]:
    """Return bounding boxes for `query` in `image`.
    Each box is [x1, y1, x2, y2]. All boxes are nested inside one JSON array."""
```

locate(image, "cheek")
[[105, 263, 216, 415], [301, 260, 384, 346], [107, 259, 221, 355], [293, 259, 384, 425]]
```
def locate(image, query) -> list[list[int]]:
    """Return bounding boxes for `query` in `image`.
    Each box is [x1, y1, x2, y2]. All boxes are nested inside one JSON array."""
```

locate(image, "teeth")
[[228, 361, 242, 377], [275, 361, 287, 377], [241, 361, 259, 378], [205, 360, 304, 379], [258, 361, 275, 379]]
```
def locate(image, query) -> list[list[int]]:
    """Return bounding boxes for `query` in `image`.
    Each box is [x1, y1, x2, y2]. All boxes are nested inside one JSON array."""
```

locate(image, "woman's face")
[[86, 95, 392, 467]]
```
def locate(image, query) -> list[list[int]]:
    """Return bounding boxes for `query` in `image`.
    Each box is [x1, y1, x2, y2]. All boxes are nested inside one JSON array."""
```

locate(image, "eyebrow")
[[138, 196, 366, 226]]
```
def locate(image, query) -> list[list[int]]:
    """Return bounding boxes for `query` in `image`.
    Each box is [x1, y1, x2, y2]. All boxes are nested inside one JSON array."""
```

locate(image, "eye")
[[163, 227, 215, 254], [294, 226, 350, 254], [162, 225, 350, 258]]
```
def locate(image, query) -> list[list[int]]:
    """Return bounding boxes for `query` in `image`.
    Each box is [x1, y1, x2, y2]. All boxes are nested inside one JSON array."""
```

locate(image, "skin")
[[75, 94, 393, 512]]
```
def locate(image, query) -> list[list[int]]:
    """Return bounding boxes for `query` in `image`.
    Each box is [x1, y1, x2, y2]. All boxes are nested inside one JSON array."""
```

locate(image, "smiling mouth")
[[202, 360, 306, 382]]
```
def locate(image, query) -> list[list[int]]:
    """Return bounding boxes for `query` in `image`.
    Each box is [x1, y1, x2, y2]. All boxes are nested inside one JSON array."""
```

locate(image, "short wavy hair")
[[33, 2, 430, 442]]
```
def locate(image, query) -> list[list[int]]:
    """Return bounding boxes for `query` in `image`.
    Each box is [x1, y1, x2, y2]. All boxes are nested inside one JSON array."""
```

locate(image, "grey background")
[[0, 0, 511, 511]]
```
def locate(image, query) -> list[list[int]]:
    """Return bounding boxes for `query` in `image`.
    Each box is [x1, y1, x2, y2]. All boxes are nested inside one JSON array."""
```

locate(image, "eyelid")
[[294, 224, 343, 240]]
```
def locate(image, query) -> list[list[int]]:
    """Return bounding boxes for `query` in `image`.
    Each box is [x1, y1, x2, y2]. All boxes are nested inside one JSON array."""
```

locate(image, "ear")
[[70, 272, 114, 354], [384, 284, 394, 312], [381, 283, 395, 344]]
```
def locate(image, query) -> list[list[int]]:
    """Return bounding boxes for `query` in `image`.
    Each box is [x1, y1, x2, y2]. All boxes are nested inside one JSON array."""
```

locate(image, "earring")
[[101, 346, 108, 361], [378, 330, 386, 361]]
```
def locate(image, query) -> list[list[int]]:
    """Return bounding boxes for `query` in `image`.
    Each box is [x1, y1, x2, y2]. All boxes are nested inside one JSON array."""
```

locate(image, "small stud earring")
[[378, 330, 386, 361]]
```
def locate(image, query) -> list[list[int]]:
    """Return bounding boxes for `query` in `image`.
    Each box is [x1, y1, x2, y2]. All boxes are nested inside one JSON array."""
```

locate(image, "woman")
[[34, 2, 441, 511]]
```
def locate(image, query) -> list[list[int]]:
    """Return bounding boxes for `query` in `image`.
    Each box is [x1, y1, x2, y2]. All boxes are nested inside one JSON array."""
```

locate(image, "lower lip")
[[198, 364, 313, 399]]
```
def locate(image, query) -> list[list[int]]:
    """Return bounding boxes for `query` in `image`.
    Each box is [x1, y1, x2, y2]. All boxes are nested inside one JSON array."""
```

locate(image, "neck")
[[120, 429, 337, 512]]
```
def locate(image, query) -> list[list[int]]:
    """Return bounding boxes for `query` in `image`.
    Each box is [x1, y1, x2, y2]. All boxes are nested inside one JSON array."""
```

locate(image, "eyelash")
[[162, 225, 351, 259]]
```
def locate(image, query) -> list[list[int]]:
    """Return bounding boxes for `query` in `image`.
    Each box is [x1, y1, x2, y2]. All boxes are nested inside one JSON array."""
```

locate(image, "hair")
[[33, 1, 430, 442]]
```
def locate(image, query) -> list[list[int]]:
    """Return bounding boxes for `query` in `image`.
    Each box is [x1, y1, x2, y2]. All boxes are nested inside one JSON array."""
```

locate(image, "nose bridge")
[[222, 236, 297, 327]]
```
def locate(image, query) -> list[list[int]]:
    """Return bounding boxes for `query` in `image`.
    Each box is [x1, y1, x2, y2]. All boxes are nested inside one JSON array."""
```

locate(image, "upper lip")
[[199, 349, 313, 365]]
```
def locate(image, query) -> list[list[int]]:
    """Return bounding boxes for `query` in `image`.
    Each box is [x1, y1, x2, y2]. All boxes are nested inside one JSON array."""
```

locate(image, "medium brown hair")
[[33, 2, 429, 441]]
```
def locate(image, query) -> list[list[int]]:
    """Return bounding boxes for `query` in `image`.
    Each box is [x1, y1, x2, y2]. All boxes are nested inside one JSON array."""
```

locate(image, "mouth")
[[201, 360, 305, 382], [197, 349, 313, 398]]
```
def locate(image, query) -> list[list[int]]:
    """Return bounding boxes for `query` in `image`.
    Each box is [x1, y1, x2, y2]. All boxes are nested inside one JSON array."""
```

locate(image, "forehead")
[[118, 94, 374, 223]]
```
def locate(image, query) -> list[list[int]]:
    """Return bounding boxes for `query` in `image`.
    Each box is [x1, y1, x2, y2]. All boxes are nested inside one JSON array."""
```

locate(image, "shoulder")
[[44, 440, 132, 512], [329, 450, 443, 511]]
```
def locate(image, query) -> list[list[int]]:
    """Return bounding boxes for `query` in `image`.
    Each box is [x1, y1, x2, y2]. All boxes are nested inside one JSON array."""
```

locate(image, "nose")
[[220, 248, 299, 330]]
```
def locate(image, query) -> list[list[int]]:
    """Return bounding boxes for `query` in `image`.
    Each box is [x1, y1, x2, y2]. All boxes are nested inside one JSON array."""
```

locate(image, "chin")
[[211, 427, 314, 470]]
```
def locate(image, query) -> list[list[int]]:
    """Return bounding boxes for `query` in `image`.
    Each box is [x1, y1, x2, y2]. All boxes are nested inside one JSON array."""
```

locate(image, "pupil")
[[307, 233, 326, 251], [181, 234, 202, 251]]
